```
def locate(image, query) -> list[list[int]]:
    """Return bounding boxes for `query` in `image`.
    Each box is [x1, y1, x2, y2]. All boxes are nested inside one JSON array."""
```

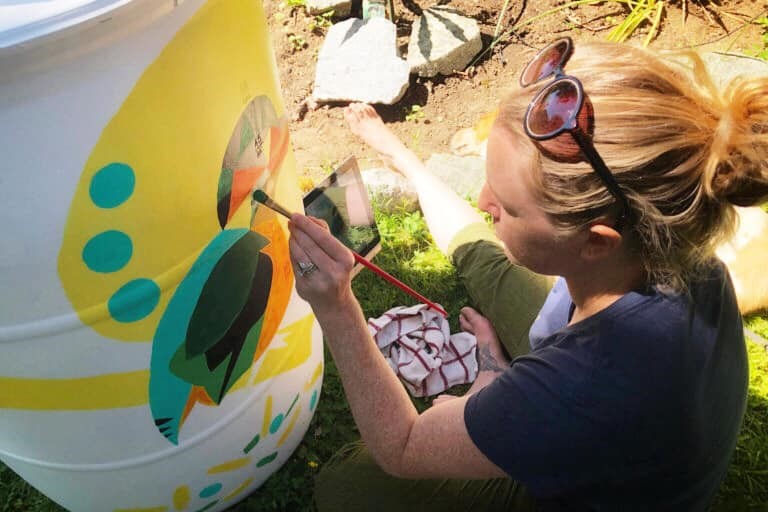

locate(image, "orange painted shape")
[[182, 386, 217, 421], [250, 216, 293, 363], [227, 166, 266, 224], [267, 124, 289, 173]]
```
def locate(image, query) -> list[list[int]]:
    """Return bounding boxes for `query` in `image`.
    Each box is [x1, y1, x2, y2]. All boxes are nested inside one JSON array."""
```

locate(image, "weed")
[[403, 104, 425, 123], [309, 10, 334, 33], [319, 160, 335, 175], [287, 33, 307, 52], [298, 175, 315, 194], [749, 15, 768, 61], [606, 0, 664, 47]]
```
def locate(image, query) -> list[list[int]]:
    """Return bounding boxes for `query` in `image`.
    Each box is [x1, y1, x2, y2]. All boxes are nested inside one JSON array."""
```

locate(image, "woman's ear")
[[580, 223, 623, 261]]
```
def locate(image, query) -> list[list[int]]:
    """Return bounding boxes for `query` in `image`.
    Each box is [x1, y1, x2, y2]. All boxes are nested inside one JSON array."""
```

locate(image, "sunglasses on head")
[[520, 37, 631, 231]]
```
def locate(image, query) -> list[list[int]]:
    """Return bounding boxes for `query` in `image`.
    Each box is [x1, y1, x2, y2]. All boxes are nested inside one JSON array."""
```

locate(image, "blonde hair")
[[497, 42, 768, 290]]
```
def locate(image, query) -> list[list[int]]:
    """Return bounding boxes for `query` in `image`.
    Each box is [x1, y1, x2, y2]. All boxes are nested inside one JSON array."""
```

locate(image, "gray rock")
[[702, 52, 768, 87], [360, 155, 486, 214], [407, 6, 482, 78], [361, 167, 419, 213], [305, 0, 351, 17], [312, 18, 410, 105], [426, 153, 485, 202]]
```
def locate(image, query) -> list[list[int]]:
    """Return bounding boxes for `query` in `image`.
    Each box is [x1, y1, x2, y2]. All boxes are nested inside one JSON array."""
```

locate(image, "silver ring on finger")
[[297, 261, 318, 277]]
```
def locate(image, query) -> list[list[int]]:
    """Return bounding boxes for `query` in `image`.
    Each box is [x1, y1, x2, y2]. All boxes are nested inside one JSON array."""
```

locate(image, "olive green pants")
[[314, 225, 552, 511]]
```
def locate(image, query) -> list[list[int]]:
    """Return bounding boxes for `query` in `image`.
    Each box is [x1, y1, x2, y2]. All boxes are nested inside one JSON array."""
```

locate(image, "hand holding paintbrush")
[[253, 190, 448, 317]]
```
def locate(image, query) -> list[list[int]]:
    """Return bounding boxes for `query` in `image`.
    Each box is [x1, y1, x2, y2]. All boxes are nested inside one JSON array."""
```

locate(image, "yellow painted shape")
[[172, 485, 190, 511], [114, 507, 167, 512], [207, 457, 251, 474], [261, 395, 273, 438], [304, 362, 323, 391], [253, 313, 315, 383], [223, 477, 254, 501], [277, 407, 301, 447], [0, 371, 148, 410], [57, 0, 301, 341]]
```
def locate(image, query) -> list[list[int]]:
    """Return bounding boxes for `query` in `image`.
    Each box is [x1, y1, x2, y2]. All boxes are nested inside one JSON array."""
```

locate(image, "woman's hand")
[[288, 213, 357, 314]]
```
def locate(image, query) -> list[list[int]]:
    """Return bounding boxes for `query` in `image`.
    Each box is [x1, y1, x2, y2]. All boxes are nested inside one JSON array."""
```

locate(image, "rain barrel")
[[0, 1, 323, 510]]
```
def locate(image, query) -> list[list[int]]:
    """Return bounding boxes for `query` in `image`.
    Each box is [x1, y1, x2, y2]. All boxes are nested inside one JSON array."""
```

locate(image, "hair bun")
[[705, 78, 768, 207]]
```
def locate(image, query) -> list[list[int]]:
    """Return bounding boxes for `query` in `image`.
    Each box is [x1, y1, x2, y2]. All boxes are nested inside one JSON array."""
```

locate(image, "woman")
[[287, 39, 768, 510]]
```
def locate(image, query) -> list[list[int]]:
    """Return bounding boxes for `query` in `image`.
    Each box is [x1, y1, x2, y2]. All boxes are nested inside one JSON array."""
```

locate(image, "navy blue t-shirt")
[[465, 262, 748, 510]]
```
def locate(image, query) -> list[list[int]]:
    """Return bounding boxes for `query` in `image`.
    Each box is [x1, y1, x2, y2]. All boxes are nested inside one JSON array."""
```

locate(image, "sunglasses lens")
[[526, 80, 581, 137], [521, 39, 570, 86]]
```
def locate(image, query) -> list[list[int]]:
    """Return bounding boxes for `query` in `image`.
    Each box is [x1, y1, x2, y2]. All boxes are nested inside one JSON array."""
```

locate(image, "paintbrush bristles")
[[252, 190, 292, 219]]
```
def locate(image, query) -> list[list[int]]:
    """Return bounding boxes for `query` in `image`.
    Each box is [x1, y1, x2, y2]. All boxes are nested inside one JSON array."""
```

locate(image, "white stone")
[[701, 52, 768, 88], [305, 0, 351, 17], [359, 154, 486, 215], [407, 6, 482, 78], [425, 153, 485, 202], [361, 167, 419, 213], [312, 18, 410, 105]]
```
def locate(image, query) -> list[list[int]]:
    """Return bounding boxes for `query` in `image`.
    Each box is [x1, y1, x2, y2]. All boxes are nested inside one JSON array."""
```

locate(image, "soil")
[[265, 0, 766, 179]]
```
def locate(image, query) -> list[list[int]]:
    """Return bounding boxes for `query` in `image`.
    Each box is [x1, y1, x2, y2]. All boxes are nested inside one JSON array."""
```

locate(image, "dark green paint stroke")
[[169, 237, 274, 403], [149, 229, 247, 444], [243, 433, 260, 454], [256, 452, 278, 467], [185, 231, 268, 358], [217, 167, 233, 228], [195, 500, 219, 512]]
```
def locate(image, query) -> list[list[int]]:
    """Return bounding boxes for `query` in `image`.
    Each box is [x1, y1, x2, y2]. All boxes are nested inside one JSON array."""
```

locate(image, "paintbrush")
[[252, 189, 448, 317]]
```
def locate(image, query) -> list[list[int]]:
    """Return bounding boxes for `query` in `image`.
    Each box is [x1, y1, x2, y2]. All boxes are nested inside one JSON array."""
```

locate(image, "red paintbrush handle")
[[352, 253, 448, 317]]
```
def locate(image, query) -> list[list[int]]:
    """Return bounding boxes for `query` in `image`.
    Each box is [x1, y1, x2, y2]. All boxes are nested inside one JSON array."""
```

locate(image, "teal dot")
[[108, 279, 160, 322], [309, 389, 319, 412], [199, 483, 222, 499], [82, 230, 132, 273], [90, 163, 135, 208], [269, 414, 284, 434]]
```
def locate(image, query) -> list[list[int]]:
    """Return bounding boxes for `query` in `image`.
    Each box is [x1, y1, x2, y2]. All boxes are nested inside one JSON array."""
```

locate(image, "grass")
[[2, 206, 767, 511], [749, 15, 768, 61]]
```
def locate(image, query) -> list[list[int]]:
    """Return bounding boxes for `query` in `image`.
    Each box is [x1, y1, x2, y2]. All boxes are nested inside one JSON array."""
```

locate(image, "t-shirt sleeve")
[[464, 347, 627, 496]]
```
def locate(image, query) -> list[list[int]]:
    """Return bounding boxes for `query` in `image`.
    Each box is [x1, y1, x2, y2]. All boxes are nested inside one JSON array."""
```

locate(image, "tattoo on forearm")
[[478, 345, 505, 373]]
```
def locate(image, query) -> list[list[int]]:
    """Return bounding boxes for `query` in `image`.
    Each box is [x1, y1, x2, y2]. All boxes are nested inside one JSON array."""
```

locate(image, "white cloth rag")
[[367, 304, 478, 397]]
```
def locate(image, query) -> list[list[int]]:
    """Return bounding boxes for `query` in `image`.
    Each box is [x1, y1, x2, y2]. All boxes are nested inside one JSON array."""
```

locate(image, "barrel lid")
[[0, 0, 135, 49]]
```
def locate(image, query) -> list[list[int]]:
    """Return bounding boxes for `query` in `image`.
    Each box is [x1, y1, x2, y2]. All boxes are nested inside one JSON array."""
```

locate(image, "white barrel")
[[0, 1, 323, 510]]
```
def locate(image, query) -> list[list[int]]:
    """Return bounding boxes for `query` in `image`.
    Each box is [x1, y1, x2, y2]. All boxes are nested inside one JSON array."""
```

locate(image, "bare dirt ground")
[[265, 0, 766, 178]]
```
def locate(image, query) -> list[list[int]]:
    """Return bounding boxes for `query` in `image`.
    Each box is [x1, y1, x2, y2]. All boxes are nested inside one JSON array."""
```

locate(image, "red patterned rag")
[[367, 304, 478, 397]]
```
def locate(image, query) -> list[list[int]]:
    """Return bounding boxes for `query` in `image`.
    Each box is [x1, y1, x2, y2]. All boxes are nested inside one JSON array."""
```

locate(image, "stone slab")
[[312, 18, 410, 105], [305, 0, 351, 16], [407, 6, 482, 78]]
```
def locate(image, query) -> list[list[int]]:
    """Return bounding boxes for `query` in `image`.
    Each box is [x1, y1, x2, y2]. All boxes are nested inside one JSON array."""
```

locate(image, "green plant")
[[403, 104, 425, 122], [606, 0, 665, 47], [284, 0, 306, 8], [287, 33, 307, 52], [309, 10, 334, 33], [749, 15, 768, 61]]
